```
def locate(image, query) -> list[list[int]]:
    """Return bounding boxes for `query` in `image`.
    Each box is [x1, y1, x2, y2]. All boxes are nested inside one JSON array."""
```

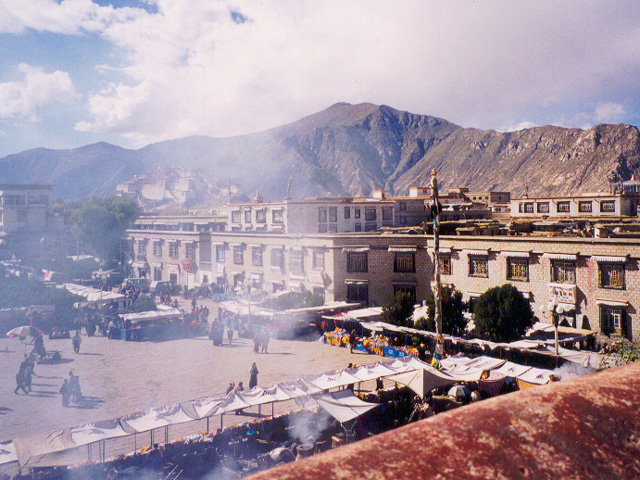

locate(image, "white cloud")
[[0, 0, 143, 35], [0, 64, 77, 120], [498, 121, 538, 132], [594, 102, 626, 124]]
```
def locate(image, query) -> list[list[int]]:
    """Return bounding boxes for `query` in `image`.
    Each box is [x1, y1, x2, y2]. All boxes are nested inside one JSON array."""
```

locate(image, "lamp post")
[[540, 297, 571, 364]]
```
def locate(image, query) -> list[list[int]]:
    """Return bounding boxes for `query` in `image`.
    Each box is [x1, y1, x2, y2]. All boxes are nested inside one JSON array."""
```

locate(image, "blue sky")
[[0, 0, 639, 158]]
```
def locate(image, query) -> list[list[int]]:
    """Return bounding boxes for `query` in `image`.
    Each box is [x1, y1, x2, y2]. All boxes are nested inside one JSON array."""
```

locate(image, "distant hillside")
[[1, 103, 639, 200]]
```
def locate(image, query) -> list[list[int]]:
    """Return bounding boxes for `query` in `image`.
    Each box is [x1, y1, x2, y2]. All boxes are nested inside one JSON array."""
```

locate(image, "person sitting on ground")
[[226, 382, 235, 395]]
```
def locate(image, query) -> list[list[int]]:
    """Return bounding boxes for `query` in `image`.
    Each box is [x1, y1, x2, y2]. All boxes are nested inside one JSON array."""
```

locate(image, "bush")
[[418, 285, 467, 336], [473, 284, 533, 342], [382, 291, 414, 328]]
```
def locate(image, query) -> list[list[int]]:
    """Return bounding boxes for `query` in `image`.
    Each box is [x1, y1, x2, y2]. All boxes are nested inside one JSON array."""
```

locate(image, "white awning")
[[314, 390, 378, 423], [289, 281, 304, 293], [463, 249, 488, 256], [345, 279, 369, 285], [427, 247, 451, 254], [309, 271, 325, 287], [168, 264, 180, 275], [342, 246, 370, 253], [596, 299, 629, 307], [388, 245, 417, 253], [131, 262, 146, 269], [591, 255, 627, 263], [152, 262, 162, 268], [519, 291, 531, 299], [501, 251, 530, 258], [543, 253, 577, 261], [249, 272, 263, 281], [216, 264, 225, 274], [467, 292, 482, 298]]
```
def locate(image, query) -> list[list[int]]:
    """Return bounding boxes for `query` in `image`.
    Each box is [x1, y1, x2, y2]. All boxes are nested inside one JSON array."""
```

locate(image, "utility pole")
[[431, 170, 443, 336]]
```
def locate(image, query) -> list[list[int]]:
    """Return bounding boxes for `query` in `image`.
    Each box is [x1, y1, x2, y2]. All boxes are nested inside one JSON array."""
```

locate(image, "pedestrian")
[[227, 327, 234, 346], [72, 330, 82, 354], [235, 382, 245, 414], [261, 330, 269, 354], [60, 379, 71, 407], [349, 330, 356, 353], [226, 382, 235, 395], [249, 362, 259, 389], [14, 367, 28, 395], [253, 332, 261, 353], [68, 371, 82, 403]]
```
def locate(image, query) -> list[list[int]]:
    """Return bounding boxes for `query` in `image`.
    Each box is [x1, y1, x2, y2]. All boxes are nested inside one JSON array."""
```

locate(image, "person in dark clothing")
[[227, 327, 234, 345], [349, 330, 357, 353], [249, 362, 259, 389]]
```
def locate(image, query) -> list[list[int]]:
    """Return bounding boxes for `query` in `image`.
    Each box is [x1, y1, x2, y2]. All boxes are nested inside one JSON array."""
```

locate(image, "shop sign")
[[182, 259, 197, 273]]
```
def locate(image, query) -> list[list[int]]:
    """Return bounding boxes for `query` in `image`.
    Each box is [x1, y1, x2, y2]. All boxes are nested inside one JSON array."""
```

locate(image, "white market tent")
[[9, 355, 552, 469], [61, 283, 129, 309], [119, 308, 182, 324]]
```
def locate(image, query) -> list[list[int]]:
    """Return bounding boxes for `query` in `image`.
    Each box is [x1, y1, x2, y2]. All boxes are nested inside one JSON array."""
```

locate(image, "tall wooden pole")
[[431, 170, 443, 336]]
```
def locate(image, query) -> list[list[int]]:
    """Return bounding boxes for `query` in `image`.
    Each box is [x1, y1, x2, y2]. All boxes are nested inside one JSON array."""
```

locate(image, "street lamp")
[[540, 298, 572, 359]]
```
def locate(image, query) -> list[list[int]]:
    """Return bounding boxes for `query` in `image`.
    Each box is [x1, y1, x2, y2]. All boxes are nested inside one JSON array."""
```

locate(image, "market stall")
[[117, 308, 184, 341]]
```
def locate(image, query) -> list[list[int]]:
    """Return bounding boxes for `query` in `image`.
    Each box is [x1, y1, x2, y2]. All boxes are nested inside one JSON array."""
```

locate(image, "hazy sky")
[[0, 0, 639, 157]]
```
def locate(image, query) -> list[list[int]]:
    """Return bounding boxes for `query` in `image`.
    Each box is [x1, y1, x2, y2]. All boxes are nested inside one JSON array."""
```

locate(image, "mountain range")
[[1, 102, 639, 201]]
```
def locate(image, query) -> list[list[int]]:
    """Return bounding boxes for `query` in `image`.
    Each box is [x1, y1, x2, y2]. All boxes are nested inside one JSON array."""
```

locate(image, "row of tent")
[[2, 354, 557, 469]]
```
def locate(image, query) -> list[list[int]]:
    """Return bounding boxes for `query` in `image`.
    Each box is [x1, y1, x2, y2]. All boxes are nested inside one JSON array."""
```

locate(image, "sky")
[[0, 0, 639, 158]]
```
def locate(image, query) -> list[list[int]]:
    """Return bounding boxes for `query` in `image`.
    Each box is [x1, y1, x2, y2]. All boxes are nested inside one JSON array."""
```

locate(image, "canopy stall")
[[62, 283, 129, 309], [0, 440, 17, 465], [119, 308, 182, 325], [313, 390, 379, 423]]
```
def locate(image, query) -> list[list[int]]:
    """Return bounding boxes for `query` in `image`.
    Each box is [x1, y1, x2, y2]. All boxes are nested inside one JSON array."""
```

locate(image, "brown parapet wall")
[[248, 362, 640, 480]]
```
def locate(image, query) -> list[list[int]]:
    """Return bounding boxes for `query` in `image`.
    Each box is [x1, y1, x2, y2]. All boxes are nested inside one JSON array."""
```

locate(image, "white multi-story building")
[[510, 192, 640, 218], [0, 184, 53, 233]]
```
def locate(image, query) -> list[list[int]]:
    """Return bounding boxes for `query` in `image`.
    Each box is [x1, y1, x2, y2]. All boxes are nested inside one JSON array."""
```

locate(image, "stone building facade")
[[127, 224, 640, 343]]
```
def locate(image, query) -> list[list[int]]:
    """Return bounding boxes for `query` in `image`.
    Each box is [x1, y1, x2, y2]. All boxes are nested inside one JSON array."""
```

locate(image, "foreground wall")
[[248, 362, 640, 480]]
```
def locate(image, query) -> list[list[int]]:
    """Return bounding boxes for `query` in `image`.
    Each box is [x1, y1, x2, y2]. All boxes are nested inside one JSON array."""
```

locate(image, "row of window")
[[138, 241, 196, 260], [346, 284, 417, 305], [231, 209, 284, 224], [216, 245, 324, 274], [318, 206, 393, 223], [450, 255, 625, 289], [518, 200, 616, 214]]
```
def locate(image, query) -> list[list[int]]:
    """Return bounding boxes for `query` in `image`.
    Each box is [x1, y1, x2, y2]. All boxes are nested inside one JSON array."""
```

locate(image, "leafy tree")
[[29, 257, 100, 281], [382, 291, 414, 327], [131, 294, 156, 313], [600, 343, 640, 369], [473, 284, 534, 342], [68, 196, 139, 267], [0, 275, 81, 311], [416, 285, 467, 336]]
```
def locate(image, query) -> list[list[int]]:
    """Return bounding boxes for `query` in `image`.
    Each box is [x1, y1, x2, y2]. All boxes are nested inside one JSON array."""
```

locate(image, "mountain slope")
[[1, 103, 639, 200]]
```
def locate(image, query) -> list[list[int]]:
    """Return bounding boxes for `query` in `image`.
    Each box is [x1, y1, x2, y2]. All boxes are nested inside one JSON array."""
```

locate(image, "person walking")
[[349, 330, 357, 353], [249, 362, 259, 389], [60, 379, 71, 407], [260, 330, 269, 354], [14, 366, 28, 395], [227, 327, 234, 346], [72, 330, 82, 354]]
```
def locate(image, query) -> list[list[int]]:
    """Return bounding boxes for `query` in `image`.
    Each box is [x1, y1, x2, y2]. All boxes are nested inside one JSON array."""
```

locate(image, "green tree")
[[131, 294, 156, 313], [382, 291, 414, 327], [69, 196, 139, 267], [0, 275, 81, 311], [416, 285, 467, 336], [473, 284, 534, 342]]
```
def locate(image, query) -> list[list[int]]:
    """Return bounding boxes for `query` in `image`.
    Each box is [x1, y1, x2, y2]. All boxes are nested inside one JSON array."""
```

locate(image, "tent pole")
[[220, 414, 223, 430], [207, 417, 210, 432], [134, 433, 137, 451], [272, 402, 274, 417], [87, 444, 91, 462], [258, 404, 262, 417], [165, 425, 168, 444]]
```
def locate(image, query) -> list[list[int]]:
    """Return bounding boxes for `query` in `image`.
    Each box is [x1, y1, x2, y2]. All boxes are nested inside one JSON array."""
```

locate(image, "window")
[[398, 201, 407, 211], [344, 207, 350, 219], [347, 283, 368, 304], [233, 246, 244, 265], [394, 285, 416, 303], [329, 224, 338, 233], [354, 207, 361, 219], [169, 242, 178, 258], [185, 243, 196, 260], [599, 263, 625, 289], [137, 240, 146, 256], [469, 256, 488, 277], [382, 207, 393, 221], [551, 260, 576, 283], [399, 216, 407, 226], [347, 253, 368, 273], [365, 208, 376, 221], [153, 241, 162, 257], [601, 306, 625, 335], [557, 201, 570, 213], [600, 201, 615, 213], [154, 267, 162, 281], [329, 207, 337, 222], [318, 224, 327, 233], [313, 250, 324, 270], [524, 203, 534, 213], [252, 246, 263, 266], [439, 255, 452, 275], [270, 248, 284, 269], [365, 223, 377, 232], [578, 201, 592, 213], [256, 209, 267, 223], [232, 211, 241, 223], [318, 208, 327, 223], [289, 250, 304, 274], [216, 245, 225, 263], [244, 210, 252, 223], [354, 223, 362, 232], [394, 253, 415, 273], [272, 209, 284, 224], [507, 258, 529, 281], [537, 203, 549, 214]]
